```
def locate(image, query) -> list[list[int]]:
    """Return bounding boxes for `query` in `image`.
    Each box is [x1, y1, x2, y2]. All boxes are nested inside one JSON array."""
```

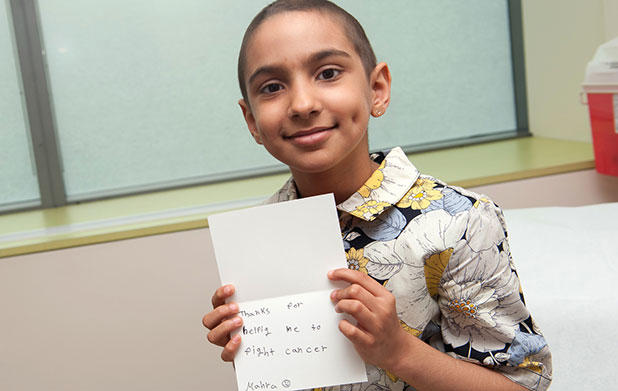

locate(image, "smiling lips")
[[284, 125, 337, 147]]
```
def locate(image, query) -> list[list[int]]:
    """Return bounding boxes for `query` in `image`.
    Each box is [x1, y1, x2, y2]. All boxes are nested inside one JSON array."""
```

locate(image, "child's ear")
[[238, 99, 263, 145], [369, 62, 392, 118]]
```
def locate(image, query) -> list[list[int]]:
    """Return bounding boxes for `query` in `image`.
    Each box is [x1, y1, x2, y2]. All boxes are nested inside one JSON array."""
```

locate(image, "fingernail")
[[231, 334, 241, 343], [233, 317, 242, 326], [327, 270, 334, 278], [330, 290, 337, 300], [229, 303, 238, 312], [224, 286, 232, 295]]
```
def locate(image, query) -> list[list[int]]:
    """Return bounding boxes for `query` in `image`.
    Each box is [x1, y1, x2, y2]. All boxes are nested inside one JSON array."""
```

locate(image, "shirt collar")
[[337, 147, 420, 221], [265, 147, 420, 221]]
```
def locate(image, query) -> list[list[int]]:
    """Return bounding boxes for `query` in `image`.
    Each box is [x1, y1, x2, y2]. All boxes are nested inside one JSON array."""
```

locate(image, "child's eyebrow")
[[248, 65, 285, 86], [247, 49, 351, 86], [308, 49, 351, 64]]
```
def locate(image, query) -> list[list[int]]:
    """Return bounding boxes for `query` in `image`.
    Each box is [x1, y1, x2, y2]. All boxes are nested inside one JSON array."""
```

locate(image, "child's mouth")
[[284, 125, 337, 147]]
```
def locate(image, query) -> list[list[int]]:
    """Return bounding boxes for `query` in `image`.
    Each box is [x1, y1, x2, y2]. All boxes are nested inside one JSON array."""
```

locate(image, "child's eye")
[[260, 83, 283, 94], [317, 68, 340, 80]]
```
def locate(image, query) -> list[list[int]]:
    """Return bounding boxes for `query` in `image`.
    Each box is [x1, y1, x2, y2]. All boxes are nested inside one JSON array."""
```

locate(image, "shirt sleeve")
[[436, 196, 552, 391]]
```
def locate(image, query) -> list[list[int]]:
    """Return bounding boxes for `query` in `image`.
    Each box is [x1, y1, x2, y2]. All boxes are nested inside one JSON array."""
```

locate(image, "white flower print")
[[384, 255, 437, 331], [394, 209, 468, 261], [465, 203, 505, 252], [439, 242, 528, 352], [382, 210, 468, 330], [363, 239, 403, 280]]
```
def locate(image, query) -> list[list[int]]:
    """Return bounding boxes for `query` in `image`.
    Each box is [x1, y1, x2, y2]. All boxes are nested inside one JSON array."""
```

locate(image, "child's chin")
[[290, 158, 342, 175]]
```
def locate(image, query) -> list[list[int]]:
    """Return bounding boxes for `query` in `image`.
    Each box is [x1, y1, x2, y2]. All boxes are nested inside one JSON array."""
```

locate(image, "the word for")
[[284, 345, 328, 355], [244, 345, 276, 358], [286, 301, 303, 310]]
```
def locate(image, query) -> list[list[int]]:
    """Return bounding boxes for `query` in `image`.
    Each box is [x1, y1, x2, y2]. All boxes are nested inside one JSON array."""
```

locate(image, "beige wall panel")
[[0, 229, 236, 391], [522, 0, 606, 142], [470, 169, 618, 209], [604, 0, 618, 40]]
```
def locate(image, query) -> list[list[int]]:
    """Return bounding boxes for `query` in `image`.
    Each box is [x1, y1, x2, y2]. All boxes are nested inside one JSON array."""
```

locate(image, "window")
[[344, 0, 520, 150], [1, 0, 527, 213], [0, 0, 40, 211]]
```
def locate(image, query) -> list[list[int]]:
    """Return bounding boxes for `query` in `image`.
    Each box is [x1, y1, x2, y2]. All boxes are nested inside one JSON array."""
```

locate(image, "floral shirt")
[[266, 147, 552, 391]]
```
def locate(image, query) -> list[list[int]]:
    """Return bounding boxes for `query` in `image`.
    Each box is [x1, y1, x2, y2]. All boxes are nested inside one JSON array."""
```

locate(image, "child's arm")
[[202, 284, 243, 361], [329, 269, 528, 391]]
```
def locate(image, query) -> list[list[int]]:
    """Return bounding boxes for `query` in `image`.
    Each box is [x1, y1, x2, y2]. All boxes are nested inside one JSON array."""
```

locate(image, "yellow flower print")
[[424, 248, 453, 297], [349, 200, 391, 219], [399, 319, 422, 337], [473, 197, 491, 208], [518, 357, 544, 374], [346, 248, 369, 274], [358, 160, 386, 198], [396, 178, 443, 210], [385, 370, 399, 383]]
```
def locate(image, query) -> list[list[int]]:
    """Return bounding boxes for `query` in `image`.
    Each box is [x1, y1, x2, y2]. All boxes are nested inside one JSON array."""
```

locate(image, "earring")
[[373, 107, 384, 117]]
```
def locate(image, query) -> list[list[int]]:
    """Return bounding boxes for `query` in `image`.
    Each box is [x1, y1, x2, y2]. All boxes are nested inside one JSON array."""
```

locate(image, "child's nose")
[[288, 82, 321, 119]]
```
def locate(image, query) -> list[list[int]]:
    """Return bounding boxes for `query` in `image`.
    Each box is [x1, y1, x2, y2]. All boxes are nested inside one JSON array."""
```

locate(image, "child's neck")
[[290, 157, 379, 205]]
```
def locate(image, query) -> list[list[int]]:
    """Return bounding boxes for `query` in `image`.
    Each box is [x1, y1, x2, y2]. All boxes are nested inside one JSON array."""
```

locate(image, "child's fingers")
[[207, 316, 243, 347], [221, 333, 242, 362], [331, 283, 378, 312], [211, 284, 235, 308], [338, 318, 374, 347], [202, 302, 239, 330], [334, 298, 376, 331], [328, 268, 384, 297]]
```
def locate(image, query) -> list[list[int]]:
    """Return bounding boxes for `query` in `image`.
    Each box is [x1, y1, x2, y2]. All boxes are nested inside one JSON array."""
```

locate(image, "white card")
[[234, 290, 366, 391], [208, 194, 367, 391]]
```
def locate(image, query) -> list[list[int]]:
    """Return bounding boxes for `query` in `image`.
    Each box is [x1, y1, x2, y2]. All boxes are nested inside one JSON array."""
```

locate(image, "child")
[[202, 1, 552, 390]]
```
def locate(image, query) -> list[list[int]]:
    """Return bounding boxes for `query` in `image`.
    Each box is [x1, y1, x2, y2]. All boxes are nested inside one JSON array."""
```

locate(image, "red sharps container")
[[582, 37, 618, 177]]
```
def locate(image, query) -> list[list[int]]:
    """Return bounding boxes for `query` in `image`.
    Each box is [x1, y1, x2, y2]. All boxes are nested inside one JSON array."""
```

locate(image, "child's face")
[[239, 11, 390, 176]]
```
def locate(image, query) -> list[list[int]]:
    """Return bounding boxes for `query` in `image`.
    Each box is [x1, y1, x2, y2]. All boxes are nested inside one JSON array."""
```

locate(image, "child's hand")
[[328, 268, 411, 372], [202, 284, 243, 362]]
